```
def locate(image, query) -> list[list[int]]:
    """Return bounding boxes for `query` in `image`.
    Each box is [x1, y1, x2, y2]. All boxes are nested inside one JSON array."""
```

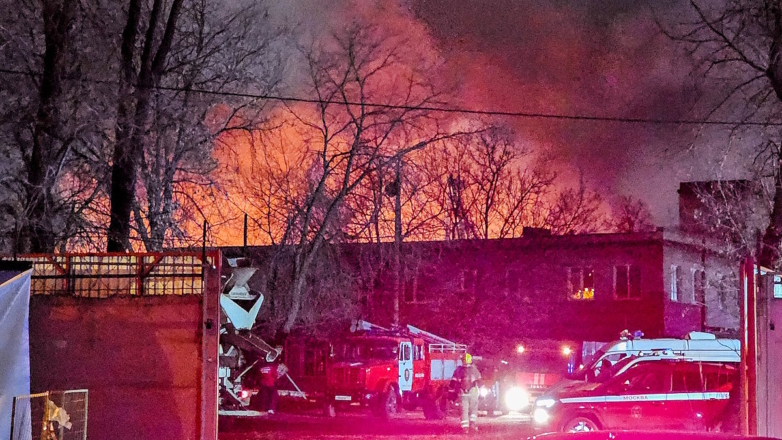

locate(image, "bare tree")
[[662, 0, 782, 267], [228, 26, 465, 334], [607, 195, 656, 233], [543, 178, 605, 235], [0, 0, 113, 253], [129, 0, 284, 251], [106, 0, 186, 251]]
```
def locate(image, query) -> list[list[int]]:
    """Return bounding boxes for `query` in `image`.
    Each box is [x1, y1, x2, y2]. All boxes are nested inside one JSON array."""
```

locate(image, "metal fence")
[[10, 390, 88, 440], [3, 253, 210, 297]]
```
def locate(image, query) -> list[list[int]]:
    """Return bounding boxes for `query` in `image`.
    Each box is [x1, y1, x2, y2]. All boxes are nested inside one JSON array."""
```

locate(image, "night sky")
[[270, 0, 756, 226]]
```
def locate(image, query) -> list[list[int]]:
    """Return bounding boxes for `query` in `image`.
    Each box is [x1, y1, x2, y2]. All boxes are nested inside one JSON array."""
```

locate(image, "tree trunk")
[[24, 0, 76, 252], [107, 0, 183, 251]]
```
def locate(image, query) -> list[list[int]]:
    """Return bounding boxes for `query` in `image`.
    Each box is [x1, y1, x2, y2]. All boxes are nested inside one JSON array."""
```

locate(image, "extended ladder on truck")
[[406, 324, 467, 381]]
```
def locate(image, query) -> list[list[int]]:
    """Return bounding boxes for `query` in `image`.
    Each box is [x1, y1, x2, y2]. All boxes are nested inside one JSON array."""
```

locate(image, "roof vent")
[[523, 227, 551, 237]]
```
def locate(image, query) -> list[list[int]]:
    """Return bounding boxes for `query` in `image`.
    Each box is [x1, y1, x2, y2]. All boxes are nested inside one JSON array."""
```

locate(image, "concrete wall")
[[756, 274, 782, 437], [29, 295, 205, 440]]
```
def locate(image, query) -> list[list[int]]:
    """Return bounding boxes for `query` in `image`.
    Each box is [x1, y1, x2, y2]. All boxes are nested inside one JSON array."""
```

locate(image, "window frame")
[[613, 264, 641, 300], [670, 265, 680, 302], [568, 267, 595, 301]]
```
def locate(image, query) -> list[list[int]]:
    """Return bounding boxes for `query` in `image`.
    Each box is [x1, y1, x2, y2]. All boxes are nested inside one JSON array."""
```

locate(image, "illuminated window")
[[568, 267, 595, 300], [615, 265, 641, 300]]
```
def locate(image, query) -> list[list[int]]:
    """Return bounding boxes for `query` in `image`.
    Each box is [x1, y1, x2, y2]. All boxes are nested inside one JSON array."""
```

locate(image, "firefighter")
[[452, 352, 482, 433]]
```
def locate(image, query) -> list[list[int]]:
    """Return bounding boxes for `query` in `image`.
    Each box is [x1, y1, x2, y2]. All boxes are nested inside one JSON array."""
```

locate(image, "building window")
[[568, 267, 595, 300], [614, 265, 641, 300], [692, 268, 705, 305], [670, 265, 680, 302], [775, 275, 782, 299], [717, 276, 729, 310]]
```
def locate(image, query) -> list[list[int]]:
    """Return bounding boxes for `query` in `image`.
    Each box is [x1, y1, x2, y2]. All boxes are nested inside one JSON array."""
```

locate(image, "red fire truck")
[[325, 321, 466, 419]]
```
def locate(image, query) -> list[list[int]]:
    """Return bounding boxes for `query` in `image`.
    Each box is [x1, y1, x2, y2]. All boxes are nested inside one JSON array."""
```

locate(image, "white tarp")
[[0, 270, 32, 440]]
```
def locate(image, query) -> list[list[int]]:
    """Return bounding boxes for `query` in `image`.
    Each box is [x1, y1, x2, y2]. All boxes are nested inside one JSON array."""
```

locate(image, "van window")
[[400, 343, 411, 361], [672, 365, 703, 392], [703, 367, 736, 392], [612, 365, 668, 394]]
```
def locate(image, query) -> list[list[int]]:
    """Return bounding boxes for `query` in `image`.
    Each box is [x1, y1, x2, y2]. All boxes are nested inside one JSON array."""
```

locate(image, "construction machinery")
[[218, 258, 281, 417]]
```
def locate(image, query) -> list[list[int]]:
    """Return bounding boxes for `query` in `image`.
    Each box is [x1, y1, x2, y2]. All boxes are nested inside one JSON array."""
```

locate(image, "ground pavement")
[[219, 410, 534, 439]]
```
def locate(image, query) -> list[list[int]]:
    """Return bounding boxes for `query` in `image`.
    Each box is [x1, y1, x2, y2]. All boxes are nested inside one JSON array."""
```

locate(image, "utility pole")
[[740, 255, 759, 436], [243, 212, 248, 248], [392, 157, 402, 327]]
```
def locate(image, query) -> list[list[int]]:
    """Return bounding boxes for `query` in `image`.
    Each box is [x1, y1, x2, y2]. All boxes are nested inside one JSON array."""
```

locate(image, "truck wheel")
[[422, 392, 447, 420], [562, 416, 599, 433], [373, 388, 400, 418], [402, 395, 418, 412]]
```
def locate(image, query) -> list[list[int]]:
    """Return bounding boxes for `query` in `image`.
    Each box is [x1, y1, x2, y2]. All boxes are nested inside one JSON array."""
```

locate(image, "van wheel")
[[562, 416, 599, 433]]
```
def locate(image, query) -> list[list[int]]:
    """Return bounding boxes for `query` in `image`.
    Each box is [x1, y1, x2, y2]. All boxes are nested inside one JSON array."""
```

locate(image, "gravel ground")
[[219, 410, 534, 440]]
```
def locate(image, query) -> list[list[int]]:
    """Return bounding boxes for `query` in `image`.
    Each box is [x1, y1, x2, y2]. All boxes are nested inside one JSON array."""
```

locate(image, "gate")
[[10, 390, 88, 440]]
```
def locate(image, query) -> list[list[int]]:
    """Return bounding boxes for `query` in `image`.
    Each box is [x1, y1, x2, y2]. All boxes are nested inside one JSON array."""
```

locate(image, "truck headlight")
[[479, 386, 490, 397], [535, 397, 556, 408], [504, 386, 530, 411]]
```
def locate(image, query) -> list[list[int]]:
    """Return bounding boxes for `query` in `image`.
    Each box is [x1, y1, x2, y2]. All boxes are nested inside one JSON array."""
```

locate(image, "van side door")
[[667, 362, 707, 430], [600, 362, 671, 430]]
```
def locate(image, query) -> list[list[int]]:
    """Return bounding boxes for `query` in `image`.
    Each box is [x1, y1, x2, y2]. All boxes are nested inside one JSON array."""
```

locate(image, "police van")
[[533, 356, 737, 433]]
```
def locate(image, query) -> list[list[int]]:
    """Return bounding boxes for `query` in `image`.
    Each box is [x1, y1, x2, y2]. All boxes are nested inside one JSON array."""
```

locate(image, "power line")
[[1, 67, 779, 127]]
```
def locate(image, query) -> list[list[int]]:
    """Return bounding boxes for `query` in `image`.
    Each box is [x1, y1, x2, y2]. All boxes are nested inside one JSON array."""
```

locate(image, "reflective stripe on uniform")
[[560, 392, 729, 404]]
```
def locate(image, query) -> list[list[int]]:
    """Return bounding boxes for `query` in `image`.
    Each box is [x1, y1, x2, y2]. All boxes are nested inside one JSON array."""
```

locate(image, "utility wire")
[[1, 67, 780, 127]]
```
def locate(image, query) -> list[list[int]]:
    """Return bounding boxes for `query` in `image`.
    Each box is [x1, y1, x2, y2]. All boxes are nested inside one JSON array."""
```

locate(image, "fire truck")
[[325, 320, 466, 419]]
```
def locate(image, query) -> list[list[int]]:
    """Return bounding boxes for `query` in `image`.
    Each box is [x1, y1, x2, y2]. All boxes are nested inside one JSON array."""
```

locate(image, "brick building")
[[226, 228, 740, 357], [333, 229, 740, 353]]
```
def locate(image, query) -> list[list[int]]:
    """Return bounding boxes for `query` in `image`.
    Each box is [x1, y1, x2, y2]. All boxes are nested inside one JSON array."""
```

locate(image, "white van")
[[572, 331, 739, 381]]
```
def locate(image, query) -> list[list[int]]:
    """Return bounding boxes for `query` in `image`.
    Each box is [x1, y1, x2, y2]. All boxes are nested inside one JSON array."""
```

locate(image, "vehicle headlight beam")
[[504, 386, 530, 412]]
